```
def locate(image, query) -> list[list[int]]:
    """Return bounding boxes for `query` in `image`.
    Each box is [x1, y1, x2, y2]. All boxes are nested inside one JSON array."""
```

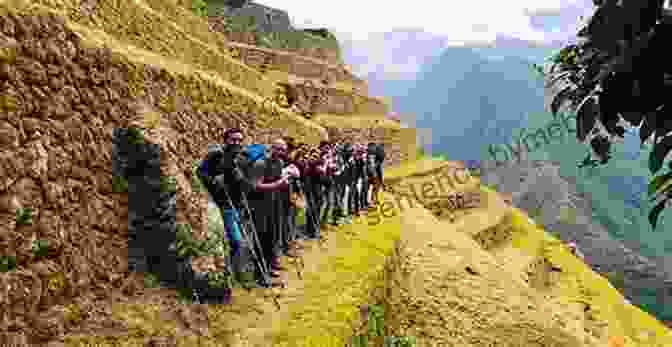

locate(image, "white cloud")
[[256, 0, 592, 81], [258, 0, 582, 43]]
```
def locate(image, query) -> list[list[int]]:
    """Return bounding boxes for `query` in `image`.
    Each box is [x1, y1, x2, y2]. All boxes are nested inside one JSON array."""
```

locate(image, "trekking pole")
[[287, 180, 305, 280], [220, 185, 275, 290], [294, 179, 324, 246], [231, 190, 283, 310]]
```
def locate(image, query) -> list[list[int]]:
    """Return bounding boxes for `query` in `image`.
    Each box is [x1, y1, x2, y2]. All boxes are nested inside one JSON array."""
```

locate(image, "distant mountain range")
[[391, 39, 557, 160], [344, 30, 672, 257]]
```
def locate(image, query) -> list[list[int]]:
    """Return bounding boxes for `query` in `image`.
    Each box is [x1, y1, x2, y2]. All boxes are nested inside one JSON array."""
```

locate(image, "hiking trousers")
[[348, 178, 360, 214], [360, 175, 369, 208], [220, 207, 255, 276], [302, 179, 317, 237], [320, 181, 336, 224]]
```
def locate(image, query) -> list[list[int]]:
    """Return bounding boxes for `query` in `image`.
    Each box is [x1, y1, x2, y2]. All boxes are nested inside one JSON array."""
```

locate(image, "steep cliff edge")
[[0, 0, 670, 346]]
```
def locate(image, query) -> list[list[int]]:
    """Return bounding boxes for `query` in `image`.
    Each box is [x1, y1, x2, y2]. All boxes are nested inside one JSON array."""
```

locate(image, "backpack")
[[197, 144, 225, 178], [372, 143, 385, 163], [196, 144, 226, 195], [245, 143, 267, 162]]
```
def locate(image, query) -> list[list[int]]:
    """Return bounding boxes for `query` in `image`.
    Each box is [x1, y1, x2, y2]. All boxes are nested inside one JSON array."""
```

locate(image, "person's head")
[[283, 136, 297, 153], [320, 141, 332, 155], [270, 139, 288, 161], [223, 128, 244, 155], [223, 128, 244, 145]]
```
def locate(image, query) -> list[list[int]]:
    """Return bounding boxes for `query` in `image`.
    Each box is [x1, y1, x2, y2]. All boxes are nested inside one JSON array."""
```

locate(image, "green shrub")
[[173, 223, 227, 258], [190, 0, 208, 16], [126, 127, 145, 145], [416, 148, 426, 160], [159, 176, 177, 193], [31, 239, 50, 258], [191, 164, 205, 193], [0, 255, 17, 273], [111, 175, 128, 193], [207, 271, 232, 289], [144, 273, 161, 288], [351, 304, 416, 347], [15, 207, 33, 225]]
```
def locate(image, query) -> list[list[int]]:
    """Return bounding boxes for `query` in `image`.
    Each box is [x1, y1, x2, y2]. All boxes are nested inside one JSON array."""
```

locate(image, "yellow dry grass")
[[6, 0, 328, 145], [264, 70, 360, 94], [5, 0, 670, 343], [313, 113, 401, 130], [42, 158, 672, 346], [27, 0, 275, 97]]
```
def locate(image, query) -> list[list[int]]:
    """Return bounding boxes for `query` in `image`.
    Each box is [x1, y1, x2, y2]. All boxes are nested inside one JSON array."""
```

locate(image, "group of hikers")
[[196, 128, 386, 288]]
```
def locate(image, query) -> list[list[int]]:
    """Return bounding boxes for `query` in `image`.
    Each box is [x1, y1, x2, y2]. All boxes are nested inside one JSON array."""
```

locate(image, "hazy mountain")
[[390, 41, 556, 160]]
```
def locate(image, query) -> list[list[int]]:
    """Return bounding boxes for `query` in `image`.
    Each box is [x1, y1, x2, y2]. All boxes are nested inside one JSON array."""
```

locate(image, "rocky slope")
[[479, 159, 672, 320], [1, 0, 671, 345]]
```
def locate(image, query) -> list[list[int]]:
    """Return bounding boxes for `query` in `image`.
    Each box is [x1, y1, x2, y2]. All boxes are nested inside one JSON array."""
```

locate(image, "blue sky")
[[258, 0, 594, 80]]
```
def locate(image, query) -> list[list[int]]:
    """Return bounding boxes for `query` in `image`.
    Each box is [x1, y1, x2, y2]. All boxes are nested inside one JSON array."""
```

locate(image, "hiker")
[[367, 142, 385, 205], [334, 143, 354, 224], [341, 142, 362, 217], [286, 141, 305, 255], [306, 144, 326, 233], [319, 141, 338, 227], [348, 143, 364, 216], [355, 143, 370, 212], [246, 139, 298, 282], [197, 128, 253, 280]]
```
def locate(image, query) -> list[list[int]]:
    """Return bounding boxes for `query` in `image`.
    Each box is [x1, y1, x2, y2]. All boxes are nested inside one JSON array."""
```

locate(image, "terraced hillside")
[[0, 0, 412, 344], [1, 0, 671, 346]]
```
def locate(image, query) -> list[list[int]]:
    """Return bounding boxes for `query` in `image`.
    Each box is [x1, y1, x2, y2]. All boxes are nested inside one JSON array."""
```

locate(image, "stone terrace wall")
[[227, 41, 368, 92], [208, 17, 341, 65], [30, 0, 276, 98], [326, 126, 417, 167], [287, 82, 388, 116], [0, 9, 320, 343]]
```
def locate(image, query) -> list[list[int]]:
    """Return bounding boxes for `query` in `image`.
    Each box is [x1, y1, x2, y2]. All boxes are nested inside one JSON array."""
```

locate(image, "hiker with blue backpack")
[[196, 128, 257, 283], [245, 139, 299, 284]]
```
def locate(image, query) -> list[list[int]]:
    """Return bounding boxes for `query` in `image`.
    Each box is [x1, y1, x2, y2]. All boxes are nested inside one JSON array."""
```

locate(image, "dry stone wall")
[[326, 126, 417, 166], [286, 82, 388, 116], [30, 0, 276, 98], [228, 41, 368, 91], [112, 128, 227, 302], [0, 8, 322, 343]]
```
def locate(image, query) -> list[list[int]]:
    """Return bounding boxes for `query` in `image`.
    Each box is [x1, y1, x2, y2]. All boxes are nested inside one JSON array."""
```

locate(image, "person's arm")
[[249, 160, 289, 192], [255, 176, 289, 192]]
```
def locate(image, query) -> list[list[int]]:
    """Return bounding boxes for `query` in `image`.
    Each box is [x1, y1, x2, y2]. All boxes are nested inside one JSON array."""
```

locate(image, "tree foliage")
[[543, 0, 672, 229]]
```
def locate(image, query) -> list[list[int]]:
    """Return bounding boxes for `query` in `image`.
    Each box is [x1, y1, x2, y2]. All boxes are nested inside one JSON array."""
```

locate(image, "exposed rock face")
[[219, 1, 293, 34], [0, 10, 287, 343], [479, 159, 672, 319], [225, 41, 367, 92], [326, 127, 410, 167]]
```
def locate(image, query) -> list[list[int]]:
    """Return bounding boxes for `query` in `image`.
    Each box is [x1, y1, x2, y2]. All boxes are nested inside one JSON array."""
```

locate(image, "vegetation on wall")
[[213, 13, 341, 57], [190, 0, 209, 16]]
